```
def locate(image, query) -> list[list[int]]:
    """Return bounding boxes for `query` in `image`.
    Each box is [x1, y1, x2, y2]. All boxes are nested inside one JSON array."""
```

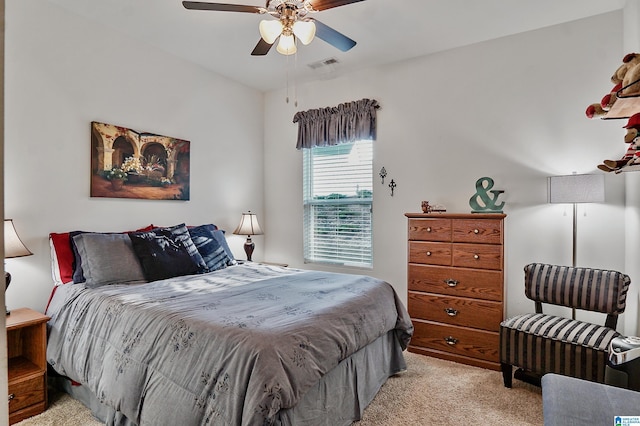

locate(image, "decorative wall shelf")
[[602, 78, 640, 120], [602, 96, 640, 119], [596, 77, 640, 172]]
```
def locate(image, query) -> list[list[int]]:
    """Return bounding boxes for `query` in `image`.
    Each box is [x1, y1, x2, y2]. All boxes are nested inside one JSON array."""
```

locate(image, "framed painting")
[[90, 121, 190, 200]]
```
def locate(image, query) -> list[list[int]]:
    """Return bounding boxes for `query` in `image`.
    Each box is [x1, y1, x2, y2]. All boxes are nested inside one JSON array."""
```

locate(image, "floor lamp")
[[548, 173, 605, 319]]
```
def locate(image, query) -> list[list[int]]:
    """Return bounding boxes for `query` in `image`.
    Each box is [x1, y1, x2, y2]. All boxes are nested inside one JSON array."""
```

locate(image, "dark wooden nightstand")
[[6, 308, 49, 424]]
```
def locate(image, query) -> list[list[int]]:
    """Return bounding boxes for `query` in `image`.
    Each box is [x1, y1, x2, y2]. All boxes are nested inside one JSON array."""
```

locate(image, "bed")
[[45, 223, 413, 426]]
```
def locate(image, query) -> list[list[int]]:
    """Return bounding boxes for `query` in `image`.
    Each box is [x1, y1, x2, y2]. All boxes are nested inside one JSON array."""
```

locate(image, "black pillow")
[[188, 224, 235, 272], [128, 223, 207, 281], [70, 230, 88, 283]]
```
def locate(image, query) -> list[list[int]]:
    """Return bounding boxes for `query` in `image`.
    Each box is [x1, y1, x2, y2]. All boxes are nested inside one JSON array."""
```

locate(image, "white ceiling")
[[46, 0, 625, 92]]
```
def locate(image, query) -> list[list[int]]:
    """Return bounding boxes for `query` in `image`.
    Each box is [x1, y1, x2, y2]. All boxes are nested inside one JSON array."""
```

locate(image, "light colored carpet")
[[355, 352, 542, 426], [16, 352, 542, 426]]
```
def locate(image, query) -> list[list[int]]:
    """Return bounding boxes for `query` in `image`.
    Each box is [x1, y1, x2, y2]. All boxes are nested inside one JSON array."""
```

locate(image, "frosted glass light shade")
[[259, 19, 283, 44], [293, 20, 316, 45], [548, 174, 605, 204], [276, 34, 297, 55]]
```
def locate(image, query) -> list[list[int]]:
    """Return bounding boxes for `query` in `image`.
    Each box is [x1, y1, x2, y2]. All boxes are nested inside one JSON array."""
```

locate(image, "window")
[[303, 140, 373, 268]]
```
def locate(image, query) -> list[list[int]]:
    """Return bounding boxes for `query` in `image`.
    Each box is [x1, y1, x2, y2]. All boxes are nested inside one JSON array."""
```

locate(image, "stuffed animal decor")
[[598, 112, 640, 173], [615, 52, 640, 95], [586, 53, 640, 172], [586, 53, 640, 119], [585, 83, 621, 119]]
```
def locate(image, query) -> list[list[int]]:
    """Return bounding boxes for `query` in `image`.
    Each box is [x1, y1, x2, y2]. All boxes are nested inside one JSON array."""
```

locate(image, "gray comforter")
[[46, 263, 413, 426]]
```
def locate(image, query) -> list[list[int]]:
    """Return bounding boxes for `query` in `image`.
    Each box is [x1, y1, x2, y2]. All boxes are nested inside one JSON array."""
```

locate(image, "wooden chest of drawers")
[[405, 213, 506, 370]]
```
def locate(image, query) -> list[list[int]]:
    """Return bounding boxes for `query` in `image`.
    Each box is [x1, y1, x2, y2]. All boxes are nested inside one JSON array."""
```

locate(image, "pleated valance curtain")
[[293, 98, 380, 149]]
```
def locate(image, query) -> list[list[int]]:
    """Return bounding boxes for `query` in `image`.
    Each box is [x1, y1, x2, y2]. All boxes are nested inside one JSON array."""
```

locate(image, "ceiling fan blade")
[[182, 1, 261, 13], [312, 19, 356, 52], [310, 0, 366, 11], [251, 38, 273, 56]]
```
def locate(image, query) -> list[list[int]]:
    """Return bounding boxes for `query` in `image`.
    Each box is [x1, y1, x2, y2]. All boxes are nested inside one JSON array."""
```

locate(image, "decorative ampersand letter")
[[469, 177, 505, 213]]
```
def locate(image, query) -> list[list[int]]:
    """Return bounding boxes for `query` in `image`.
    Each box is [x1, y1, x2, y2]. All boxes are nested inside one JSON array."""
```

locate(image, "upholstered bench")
[[500, 263, 631, 387]]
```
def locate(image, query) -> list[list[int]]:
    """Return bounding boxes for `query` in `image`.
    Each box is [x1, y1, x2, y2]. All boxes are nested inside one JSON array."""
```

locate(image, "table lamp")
[[5, 219, 33, 315], [233, 211, 263, 261]]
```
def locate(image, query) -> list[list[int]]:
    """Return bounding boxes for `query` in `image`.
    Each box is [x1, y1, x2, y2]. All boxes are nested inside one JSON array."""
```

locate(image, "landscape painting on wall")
[[90, 121, 190, 200]]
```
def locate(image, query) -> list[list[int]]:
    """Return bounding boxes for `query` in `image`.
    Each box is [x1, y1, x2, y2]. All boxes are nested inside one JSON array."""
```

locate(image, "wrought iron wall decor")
[[379, 166, 387, 184], [389, 179, 397, 196]]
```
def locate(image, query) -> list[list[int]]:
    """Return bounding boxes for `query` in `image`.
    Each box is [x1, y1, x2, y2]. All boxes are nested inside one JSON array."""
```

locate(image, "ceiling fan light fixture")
[[276, 34, 297, 55], [292, 20, 316, 45], [259, 19, 283, 44]]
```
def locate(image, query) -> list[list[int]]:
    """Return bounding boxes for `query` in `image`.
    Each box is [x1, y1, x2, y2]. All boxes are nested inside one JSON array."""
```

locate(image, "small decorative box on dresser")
[[405, 213, 506, 370], [6, 308, 50, 424]]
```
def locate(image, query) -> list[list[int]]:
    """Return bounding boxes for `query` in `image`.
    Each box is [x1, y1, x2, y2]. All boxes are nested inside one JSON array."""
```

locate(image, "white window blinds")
[[303, 140, 373, 267]]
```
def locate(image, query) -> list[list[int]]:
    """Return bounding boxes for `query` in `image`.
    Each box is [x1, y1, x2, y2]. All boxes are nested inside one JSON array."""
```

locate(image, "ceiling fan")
[[182, 0, 365, 56]]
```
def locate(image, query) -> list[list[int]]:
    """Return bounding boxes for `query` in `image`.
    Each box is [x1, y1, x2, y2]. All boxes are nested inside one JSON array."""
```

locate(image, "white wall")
[[623, 0, 640, 339], [4, 1, 635, 334], [0, 1, 8, 424], [4, 0, 265, 312], [264, 12, 634, 331]]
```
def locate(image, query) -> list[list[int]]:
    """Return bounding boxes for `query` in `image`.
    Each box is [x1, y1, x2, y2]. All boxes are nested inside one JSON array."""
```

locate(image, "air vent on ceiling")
[[308, 57, 340, 70]]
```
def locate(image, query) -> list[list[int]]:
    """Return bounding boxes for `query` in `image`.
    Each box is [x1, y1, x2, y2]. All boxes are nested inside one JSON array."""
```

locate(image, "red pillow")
[[49, 232, 74, 284]]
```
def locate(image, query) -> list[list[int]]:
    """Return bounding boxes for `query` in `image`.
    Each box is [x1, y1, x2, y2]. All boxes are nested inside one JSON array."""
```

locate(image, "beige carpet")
[[16, 352, 542, 426]]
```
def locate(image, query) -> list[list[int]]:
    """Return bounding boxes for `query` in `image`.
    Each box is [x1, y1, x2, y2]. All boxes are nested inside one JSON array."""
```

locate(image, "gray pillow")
[[72, 233, 147, 288]]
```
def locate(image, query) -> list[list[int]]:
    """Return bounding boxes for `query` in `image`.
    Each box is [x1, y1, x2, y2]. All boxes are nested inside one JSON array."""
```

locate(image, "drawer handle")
[[474, 229, 479, 234], [426, 227, 432, 232], [444, 307, 458, 317], [473, 254, 480, 260], [444, 279, 458, 287], [444, 336, 458, 345], [8, 393, 14, 402], [426, 251, 432, 256]]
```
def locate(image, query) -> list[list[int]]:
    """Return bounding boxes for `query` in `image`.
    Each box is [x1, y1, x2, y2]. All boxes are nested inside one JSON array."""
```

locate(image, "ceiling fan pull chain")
[[285, 52, 290, 104], [294, 38, 298, 107]]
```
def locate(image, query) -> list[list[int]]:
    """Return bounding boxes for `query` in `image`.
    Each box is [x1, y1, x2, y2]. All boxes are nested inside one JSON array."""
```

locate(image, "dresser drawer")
[[9, 375, 44, 414], [408, 264, 503, 301], [452, 219, 502, 244], [408, 241, 451, 265], [452, 243, 502, 270], [408, 218, 451, 242], [408, 292, 502, 331], [411, 320, 499, 362]]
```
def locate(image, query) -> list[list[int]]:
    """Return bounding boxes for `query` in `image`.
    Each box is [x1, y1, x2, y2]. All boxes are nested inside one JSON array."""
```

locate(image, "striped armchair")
[[500, 263, 631, 388]]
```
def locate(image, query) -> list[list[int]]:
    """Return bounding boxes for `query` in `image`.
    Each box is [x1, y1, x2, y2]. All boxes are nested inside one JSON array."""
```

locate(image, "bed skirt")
[[51, 330, 407, 426]]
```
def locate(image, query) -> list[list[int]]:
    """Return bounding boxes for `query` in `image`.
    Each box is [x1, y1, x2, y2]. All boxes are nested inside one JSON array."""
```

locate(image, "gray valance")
[[293, 98, 380, 149]]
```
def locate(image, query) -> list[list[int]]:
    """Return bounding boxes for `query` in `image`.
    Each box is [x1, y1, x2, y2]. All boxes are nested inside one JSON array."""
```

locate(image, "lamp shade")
[[276, 34, 297, 55], [233, 212, 264, 236], [259, 19, 283, 44], [292, 20, 316, 45], [4, 219, 32, 259], [548, 174, 605, 204]]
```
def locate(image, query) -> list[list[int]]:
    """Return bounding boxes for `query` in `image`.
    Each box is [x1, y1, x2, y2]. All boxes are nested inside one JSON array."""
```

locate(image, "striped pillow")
[[189, 224, 235, 272]]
